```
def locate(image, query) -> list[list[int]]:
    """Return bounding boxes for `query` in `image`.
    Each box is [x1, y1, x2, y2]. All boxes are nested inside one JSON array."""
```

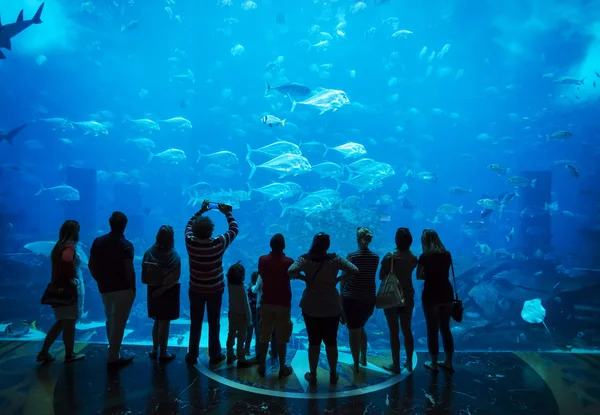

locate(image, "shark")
[[0, 2, 45, 59], [0, 124, 27, 145]]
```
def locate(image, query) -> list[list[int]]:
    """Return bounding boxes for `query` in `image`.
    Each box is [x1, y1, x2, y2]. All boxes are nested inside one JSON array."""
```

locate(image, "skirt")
[[53, 277, 85, 321], [148, 283, 181, 321]]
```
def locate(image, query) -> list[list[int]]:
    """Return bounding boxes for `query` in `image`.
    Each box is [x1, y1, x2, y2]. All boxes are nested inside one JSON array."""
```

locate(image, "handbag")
[[41, 281, 77, 307], [376, 253, 405, 309], [450, 262, 463, 322], [142, 261, 166, 286]]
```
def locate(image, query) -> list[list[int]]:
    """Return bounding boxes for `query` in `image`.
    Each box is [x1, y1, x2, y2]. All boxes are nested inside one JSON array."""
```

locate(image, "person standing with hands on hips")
[[185, 200, 239, 367]]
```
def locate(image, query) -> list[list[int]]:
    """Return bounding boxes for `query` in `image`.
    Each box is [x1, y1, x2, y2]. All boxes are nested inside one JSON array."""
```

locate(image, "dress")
[[53, 245, 85, 320]]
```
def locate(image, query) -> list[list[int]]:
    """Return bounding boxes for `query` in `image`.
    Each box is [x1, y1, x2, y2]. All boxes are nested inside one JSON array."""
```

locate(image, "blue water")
[[1, 0, 599, 352]]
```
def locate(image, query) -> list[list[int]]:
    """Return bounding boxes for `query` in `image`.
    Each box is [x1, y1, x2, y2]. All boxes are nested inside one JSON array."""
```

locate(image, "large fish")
[[288, 88, 350, 115], [246, 153, 311, 180], [265, 82, 311, 97]]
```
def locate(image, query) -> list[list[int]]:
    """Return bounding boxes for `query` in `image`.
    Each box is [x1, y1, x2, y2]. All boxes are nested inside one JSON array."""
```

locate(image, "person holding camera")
[[185, 200, 239, 367]]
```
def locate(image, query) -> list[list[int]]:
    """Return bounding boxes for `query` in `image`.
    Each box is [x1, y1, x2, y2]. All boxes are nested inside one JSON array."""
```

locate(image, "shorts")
[[259, 304, 292, 344], [303, 313, 339, 346], [342, 297, 374, 330], [384, 300, 414, 318]]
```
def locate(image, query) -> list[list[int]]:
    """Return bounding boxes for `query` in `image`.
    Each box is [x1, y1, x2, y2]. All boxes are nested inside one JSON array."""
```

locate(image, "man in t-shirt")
[[184, 200, 239, 366], [89, 211, 136, 368], [256, 233, 294, 378]]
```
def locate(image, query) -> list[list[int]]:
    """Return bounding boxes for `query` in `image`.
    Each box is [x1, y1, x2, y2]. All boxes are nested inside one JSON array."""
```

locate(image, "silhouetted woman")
[[288, 232, 358, 386], [143, 225, 181, 362], [381, 227, 418, 373], [417, 229, 455, 373], [37, 220, 86, 363], [341, 227, 379, 373]]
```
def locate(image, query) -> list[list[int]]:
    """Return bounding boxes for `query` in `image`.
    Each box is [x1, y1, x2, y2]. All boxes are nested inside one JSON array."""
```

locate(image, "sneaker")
[[227, 356, 238, 365], [279, 365, 293, 379], [65, 353, 86, 364], [209, 354, 226, 366], [107, 356, 133, 369], [159, 352, 176, 363], [36, 352, 55, 363], [237, 360, 252, 368], [185, 353, 198, 365]]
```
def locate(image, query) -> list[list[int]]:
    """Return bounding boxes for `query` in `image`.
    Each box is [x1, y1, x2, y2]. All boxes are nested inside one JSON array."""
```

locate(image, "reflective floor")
[[0, 340, 598, 414]]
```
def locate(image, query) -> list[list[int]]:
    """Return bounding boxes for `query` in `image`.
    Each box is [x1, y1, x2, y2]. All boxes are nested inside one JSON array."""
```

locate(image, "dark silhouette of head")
[[227, 261, 245, 285], [192, 216, 214, 239], [109, 211, 128, 235], [250, 271, 259, 285], [421, 229, 447, 254], [309, 232, 330, 260], [357, 227, 373, 249], [395, 227, 413, 251], [58, 220, 80, 244], [155, 225, 174, 250], [270, 233, 286, 253]]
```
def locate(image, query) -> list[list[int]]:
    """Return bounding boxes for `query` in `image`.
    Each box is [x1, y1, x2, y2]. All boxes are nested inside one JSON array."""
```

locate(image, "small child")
[[245, 271, 259, 356], [226, 261, 252, 367]]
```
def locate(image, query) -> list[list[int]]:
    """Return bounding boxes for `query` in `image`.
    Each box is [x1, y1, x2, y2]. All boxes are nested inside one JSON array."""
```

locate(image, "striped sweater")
[[341, 248, 380, 304], [185, 211, 239, 293]]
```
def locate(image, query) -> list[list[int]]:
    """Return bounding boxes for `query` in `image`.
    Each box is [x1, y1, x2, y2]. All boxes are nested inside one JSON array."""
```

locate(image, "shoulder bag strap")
[[451, 262, 459, 301], [390, 252, 394, 274]]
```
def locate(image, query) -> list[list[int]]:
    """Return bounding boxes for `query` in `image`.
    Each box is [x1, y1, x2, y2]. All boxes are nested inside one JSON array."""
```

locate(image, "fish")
[[249, 182, 302, 201], [288, 88, 350, 115], [326, 142, 367, 158], [158, 117, 192, 129], [565, 164, 579, 178], [24, 241, 89, 265], [437, 204, 463, 215], [0, 3, 44, 59], [125, 118, 160, 131], [247, 153, 311, 180], [0, 124, 26, 145], [506, 176, 536, 188], [73, 121, 108, 136], [449, 187, 472, 194], [392, 29, 413, 38], [246, 141, 301, 159], [477, 199, 501, 210], [553, 77, 585, 85], [488, 164, 511, 174], [3, 321, 36, 336], [261, 115, 286, 127], [547, 130, 572, 140], [35, 185, 80, 201], [147, 148, 186, 164], [125, 138, 155, 149], [264, 82, 311, 97], [196, 150, 238, 166], [506, 227, 514, 242]]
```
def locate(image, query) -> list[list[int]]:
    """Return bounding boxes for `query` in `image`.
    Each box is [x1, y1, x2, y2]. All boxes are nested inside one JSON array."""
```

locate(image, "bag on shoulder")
[[142, 261, 166, 286], [376, 253, 405, 309], [41, 281, 77, 307], [450, 263, 463, 323]]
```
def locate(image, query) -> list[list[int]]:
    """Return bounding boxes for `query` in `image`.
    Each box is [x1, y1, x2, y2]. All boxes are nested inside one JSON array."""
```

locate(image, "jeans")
[[422, 302, 454, 356], [188, 290, 223, 360], [101, 289, 135, 362]]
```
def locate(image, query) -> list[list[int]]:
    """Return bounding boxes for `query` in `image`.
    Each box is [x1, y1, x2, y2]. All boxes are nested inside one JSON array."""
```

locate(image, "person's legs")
[[304, 314, 321, 383], [151, 320, 159, 354], [360, 327, 368, 365], [101, 292, 115, 345], [187, 290, 206, 361], [206, 292, 224, 362], [226, 314, 236, 361], [273, 306, 292, 377], [323, 316, 340, 383], [257, 305, 276, 374], [438, 303, 454, 368], [384, 307, 401, 372], [399, 308, 414, 370], [236, 320, 248, 364], [343, 297, 361, 371], [245, 311, 256, 355], [39, 320, 63, 355], [423, 302, 440, 371], [158, 321, 171, 357], [107, 289, 135, 363]]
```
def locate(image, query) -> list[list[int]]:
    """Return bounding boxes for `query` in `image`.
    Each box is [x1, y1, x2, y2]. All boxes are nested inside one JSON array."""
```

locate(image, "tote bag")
[[450, 263, 463, 322], [142, 261, 166, 286], [375, 253, 405, 309]]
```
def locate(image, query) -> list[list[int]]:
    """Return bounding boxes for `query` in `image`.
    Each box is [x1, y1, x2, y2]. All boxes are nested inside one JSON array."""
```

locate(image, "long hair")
[[357, 227, 373, 248], [309, 232, 330, 260], [51, 220, 80, 260], [155, 225, 175, 250], [421, 229, 447, 254]]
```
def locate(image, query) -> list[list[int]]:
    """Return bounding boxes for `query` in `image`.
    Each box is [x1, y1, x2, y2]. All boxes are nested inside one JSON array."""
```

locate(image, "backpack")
[[375, 253, 405, 309]]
